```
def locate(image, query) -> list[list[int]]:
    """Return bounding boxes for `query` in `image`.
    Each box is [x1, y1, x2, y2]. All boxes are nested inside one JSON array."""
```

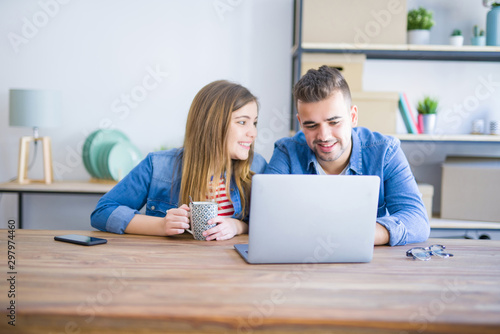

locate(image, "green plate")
[[97, 142, 115, 180], [82, 130, 100, 178], [88, 130, 129, 179], [107, 141, 142, 181]]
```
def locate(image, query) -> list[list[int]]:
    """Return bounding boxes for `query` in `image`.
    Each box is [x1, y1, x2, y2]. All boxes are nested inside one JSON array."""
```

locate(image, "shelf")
[[394, 134, 500, 143], [0, 180, 115, 194], [430, 217, 500, 230], [295, 43, 500, 62]]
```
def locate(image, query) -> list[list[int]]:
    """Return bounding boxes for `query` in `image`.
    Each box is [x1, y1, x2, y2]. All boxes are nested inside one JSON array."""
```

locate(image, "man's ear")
[[296, 113, 302, 129], [350, 105, 358, 127]]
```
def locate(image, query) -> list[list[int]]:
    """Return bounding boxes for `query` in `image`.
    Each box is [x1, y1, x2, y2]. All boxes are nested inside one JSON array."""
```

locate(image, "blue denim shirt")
[[91, 148, 267, 234], [265, 127, 430, 246]]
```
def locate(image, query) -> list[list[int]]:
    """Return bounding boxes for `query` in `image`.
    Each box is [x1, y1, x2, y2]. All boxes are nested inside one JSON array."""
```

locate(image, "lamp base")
[[17, 136, 53, 184]]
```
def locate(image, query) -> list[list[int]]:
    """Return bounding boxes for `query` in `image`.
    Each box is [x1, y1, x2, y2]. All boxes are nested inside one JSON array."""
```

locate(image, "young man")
[[265, 66, 429, 246]]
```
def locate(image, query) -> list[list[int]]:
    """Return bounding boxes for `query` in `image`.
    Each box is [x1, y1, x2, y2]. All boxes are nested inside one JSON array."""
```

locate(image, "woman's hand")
[[163, 204, 190, 236], [202, 217, 248, 241]]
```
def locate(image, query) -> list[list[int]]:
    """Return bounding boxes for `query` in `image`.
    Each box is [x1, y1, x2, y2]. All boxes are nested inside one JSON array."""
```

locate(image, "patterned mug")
[[187, 201, 218, 240], [490, 120, 499, 135]]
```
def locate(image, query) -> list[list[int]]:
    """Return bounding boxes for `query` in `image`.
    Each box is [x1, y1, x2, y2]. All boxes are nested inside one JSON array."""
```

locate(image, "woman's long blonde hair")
[[179, 80, 258, 218]]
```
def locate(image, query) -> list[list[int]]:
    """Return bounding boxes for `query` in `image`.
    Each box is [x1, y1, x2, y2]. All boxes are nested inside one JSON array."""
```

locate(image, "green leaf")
[[417, 96, 439, 114], [407, 7, 434, 30]]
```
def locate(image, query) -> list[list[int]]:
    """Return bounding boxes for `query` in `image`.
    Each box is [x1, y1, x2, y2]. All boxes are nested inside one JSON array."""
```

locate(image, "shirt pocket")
[[145, 199, 175, 217]]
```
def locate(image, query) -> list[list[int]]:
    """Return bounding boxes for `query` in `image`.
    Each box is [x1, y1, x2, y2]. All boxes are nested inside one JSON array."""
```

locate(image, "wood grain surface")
[[1, 229, 499, 333]]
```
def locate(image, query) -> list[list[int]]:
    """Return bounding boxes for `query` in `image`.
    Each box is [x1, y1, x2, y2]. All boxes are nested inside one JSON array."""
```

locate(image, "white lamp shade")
[[9, 89, 62, 128]]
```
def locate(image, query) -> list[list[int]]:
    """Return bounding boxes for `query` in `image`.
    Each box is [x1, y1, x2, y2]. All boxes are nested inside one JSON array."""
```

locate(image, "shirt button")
[[231, 188, 234, 191], [151, 205, 155, 210]]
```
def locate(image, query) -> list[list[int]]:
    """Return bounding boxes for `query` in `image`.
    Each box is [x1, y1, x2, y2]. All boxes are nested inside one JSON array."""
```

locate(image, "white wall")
[[0, 0, 293, 229]]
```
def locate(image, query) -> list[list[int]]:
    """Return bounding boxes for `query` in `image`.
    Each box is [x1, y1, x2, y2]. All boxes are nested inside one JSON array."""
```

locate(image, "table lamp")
[[9, 89, 62, 184]]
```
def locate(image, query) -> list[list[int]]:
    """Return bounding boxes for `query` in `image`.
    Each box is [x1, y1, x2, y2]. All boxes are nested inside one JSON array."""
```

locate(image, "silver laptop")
[[234, 174, 380, 264]]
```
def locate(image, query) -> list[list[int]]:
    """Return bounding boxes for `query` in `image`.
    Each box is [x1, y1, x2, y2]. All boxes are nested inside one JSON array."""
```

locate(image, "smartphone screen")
[[54, 234, 107, 246]]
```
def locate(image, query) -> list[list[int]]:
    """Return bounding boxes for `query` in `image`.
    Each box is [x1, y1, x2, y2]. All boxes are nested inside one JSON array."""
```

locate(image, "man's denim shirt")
[[265, 127, 430, 246], [91, 149, 267, 234]]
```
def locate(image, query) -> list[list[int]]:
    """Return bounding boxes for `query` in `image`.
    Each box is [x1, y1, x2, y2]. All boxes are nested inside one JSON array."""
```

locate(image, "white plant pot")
[[407, 29, 430, 45], [471, 36, 486, 46], [421, 114, 437, 134], [449, 35, 464, 47]]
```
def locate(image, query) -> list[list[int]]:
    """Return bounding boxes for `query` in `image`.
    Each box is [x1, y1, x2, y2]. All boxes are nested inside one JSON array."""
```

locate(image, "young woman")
[[91, 80, 266, 240]]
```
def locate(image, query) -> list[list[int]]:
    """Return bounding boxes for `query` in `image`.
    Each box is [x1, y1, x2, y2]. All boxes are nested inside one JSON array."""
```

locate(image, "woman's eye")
[[238, 121, 245, 125]]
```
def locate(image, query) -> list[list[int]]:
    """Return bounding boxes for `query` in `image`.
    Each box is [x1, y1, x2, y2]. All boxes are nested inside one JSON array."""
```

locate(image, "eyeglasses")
[[406, 244, 454, 261]]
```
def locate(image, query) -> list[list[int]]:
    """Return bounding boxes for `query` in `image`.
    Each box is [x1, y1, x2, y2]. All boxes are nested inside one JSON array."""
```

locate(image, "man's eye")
[[305, 125, 317, 129], [329, 121, 340, 126]]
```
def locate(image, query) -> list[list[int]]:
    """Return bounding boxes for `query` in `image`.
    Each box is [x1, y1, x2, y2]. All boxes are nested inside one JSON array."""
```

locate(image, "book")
[[402, 93, 421, 134], [398, 93, 418, 134]]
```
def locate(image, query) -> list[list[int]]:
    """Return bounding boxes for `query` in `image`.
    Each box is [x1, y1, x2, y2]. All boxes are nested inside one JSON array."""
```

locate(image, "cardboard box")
[[352, 91, 399, 134], [302, 0, 407, 45], [418, 183, 434, 219], [301, 53, 366, 92], [441, 157, 500, 222]]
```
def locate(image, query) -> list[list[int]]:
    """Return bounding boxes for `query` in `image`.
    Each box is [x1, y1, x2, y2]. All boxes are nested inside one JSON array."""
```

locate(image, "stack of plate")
[[82, 129, 142, 181]]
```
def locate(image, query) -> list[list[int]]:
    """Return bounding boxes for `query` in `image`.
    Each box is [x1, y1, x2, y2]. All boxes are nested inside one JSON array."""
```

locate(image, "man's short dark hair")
[[293, 65, 352, 109]]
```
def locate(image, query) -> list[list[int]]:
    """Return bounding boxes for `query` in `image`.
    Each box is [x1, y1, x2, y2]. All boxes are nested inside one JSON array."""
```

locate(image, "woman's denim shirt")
[[264, 127, 430, 246], [91, 148, 267, 234]]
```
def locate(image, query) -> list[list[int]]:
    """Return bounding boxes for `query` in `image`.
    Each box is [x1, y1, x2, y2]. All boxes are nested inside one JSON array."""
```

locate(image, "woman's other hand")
[[202, 217, 248, 241]]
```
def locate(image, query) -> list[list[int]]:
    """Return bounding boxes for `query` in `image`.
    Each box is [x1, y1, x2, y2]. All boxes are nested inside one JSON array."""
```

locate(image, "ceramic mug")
[[471, 119, 485, 134], [187, 201, 218, 240], [490, 120, 500, 135]]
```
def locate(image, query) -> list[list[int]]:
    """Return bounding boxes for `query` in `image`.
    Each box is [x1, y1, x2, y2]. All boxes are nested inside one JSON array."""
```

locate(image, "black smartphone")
[[54, 234, 107, 246]]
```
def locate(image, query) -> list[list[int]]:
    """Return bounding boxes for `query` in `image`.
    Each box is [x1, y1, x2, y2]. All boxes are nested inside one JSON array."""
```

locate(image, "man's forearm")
[[374, 223, 390, 245]]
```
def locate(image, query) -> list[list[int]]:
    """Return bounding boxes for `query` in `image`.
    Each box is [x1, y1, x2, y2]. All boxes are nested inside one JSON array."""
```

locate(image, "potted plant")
[[417, 96, 439, 134], [483, 1, 500, 46], [407, 7, 435, 45], [449, 29, 464, 46], [471, 25, 486, 46]]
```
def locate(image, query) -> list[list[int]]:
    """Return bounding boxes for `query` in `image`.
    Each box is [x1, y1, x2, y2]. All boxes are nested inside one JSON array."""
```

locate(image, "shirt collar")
[[349, 128, 363, 175], [306, 147, 320, 174]]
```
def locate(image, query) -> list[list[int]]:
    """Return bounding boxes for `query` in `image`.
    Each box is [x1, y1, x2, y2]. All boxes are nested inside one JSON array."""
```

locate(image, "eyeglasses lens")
[[430, 245, 445, 252], [432, 251, 454, 258], [411, 248, 431, 261], [429, 245, 453, 258]]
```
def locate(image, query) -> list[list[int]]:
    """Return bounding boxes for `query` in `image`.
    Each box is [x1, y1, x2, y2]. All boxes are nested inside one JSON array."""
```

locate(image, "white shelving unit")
[[394, 134, 500, 142], [292, 0, 500, 235], [429, 217, 500, 240], [297, 43, 500, 61], [291, 0, 500, 131]]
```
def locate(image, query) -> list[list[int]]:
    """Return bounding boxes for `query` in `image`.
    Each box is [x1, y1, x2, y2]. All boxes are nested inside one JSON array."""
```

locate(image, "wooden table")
[[0, 181, 115, 228], [1, 229, 499, 333]]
